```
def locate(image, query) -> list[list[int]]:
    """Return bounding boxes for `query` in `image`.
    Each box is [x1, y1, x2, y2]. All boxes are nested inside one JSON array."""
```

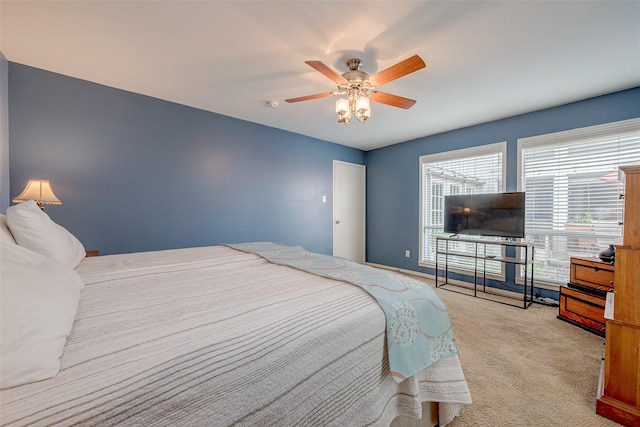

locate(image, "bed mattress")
[[0, 245, 470, 426]]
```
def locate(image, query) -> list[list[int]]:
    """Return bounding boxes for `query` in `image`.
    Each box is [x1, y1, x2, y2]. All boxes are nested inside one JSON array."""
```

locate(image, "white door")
[[333, 160, 366, 263]]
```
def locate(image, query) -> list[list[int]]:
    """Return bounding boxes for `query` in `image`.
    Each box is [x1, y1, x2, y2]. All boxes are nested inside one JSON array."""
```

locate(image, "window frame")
[[419, 142, 507, 274], [517, 117, 640, 288]]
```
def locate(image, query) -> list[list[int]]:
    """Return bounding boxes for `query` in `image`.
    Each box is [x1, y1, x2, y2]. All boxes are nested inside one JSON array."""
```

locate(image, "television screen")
[[443, 192, 525, 238]]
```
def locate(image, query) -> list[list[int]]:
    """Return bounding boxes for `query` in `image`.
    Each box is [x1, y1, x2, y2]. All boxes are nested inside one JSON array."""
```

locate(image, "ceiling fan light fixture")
[[355, 95, 370, 123], [336, 98, 349, 115], [336, 98, 351, 124], [335, 91, 370, 124]]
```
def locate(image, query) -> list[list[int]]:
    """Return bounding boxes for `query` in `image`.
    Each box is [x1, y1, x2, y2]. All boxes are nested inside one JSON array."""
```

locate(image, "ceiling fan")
[[285, 55, 426, 124]]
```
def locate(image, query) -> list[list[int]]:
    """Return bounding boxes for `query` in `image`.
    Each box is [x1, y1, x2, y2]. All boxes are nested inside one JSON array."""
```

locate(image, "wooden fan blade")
[[305, 61, 349, 84], [370, 92, 417, 109], [368, 55, 426, 87], [285, 92, 335, 103]]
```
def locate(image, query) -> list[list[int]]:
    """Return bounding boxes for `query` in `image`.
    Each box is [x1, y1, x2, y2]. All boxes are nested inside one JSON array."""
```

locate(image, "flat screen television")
[[443, 192, 525, 238]]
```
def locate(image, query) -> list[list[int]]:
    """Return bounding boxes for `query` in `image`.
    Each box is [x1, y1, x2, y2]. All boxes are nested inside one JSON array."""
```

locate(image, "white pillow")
[[6, 200, 85, 268], [0, 238, 84, 389], [0, 214, 16, 244]]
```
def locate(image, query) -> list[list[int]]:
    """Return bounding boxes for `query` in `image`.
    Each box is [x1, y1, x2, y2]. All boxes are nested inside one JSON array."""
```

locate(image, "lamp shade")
[[336, 98, 349, 115], [12, 180, 62, 205], [355, 96, 370, 122]]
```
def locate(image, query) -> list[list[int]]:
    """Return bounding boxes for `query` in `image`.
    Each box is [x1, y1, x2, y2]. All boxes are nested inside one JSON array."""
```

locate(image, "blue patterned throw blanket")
[[225, 242, 459, 383]]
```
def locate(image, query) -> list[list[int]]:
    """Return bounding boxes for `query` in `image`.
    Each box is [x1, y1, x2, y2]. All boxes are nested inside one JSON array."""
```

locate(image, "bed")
[[1, 202, 471, 426]]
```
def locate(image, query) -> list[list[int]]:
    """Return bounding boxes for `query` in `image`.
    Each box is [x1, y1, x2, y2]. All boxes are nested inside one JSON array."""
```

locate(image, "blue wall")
[[0, 53, 8, 212], [8, 63, 364, 255], [8, 62, 640, 269], [365, 87, 640, 276]]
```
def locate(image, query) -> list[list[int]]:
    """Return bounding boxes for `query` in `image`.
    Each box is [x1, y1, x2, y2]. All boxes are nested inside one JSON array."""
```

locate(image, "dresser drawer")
[[569, 257, 614, 293], [557, 286, 606, 336]]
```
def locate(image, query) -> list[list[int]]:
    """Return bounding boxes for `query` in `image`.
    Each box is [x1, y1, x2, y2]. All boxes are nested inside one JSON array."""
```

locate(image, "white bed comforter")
[[0, 245, 470, 426]]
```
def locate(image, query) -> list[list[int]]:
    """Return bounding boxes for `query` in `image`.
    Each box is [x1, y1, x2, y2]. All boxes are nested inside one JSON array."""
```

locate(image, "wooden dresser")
[[596, 165, 640, 426], [558, 257, 614, 336]]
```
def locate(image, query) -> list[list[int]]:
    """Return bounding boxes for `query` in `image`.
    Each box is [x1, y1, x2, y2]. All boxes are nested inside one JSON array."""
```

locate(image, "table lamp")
[[12, 179, 62, 210]]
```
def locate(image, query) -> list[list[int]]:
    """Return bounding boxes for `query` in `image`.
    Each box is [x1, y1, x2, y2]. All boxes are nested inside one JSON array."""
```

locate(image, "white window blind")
[[518, 118, 640, 285], [420, 143, 506, 274]]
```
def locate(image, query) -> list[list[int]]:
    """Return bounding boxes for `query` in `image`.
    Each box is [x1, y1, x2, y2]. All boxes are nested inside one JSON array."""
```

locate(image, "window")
[[518, 118, 640, 286], [420, 142, 506, 273]]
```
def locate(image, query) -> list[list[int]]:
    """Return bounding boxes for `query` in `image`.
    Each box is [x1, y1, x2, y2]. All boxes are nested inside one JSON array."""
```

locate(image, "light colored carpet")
[[422, 281, 621, 426]]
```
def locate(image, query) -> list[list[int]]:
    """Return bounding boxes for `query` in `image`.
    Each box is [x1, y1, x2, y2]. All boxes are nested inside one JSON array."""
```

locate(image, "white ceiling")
[[1, 1, 639, 151]]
